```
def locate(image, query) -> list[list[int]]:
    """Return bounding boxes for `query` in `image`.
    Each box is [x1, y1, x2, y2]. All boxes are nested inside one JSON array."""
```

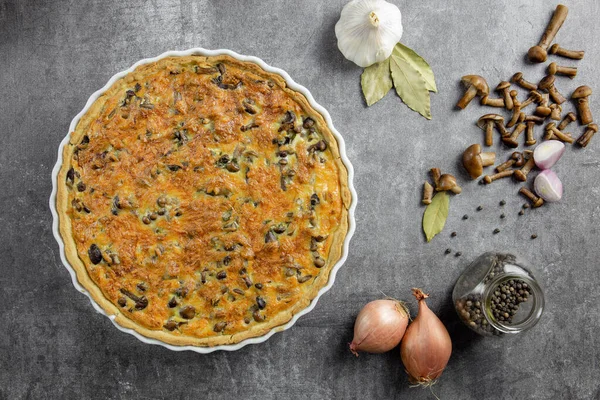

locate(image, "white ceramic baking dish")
[[49, 48, 357, 353]]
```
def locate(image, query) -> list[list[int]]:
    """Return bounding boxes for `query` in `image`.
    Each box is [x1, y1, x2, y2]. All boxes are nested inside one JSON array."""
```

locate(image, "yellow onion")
[[400, 289, 452, 385], [350, 299, 409, 356]]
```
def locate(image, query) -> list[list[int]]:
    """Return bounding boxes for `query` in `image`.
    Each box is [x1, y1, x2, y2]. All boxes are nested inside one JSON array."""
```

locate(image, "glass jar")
[[452, 252, 544, 336]]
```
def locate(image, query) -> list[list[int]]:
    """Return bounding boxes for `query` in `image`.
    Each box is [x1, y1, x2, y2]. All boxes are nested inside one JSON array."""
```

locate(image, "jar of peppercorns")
[[452, 252, 544, 336]]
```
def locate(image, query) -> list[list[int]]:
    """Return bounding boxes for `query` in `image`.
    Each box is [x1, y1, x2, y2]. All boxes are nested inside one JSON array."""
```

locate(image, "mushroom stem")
[[480, 152, 496, 166], [484, 122, 494, 146], [496, 159, 515, 173], [519, 187, 544, 208], [576, 124, 598, 147], [549, 44, 584, 60], [549, 87, 566, 105], [527, 4, 569, 63], [520, 91, 542, 108], [512, 72, 538, 91], [558, 112, 577, 130], [572, 86, 593, 125], [576, 98, 592, 125], [430, 168, 441, 187], [514, 157, 536, 182], [548, 62, 577, 78], [495, 121, 510, 138], [450, 185, 462, 194], [524, 115, 545, 124], [550, 104, 562, 121], [507, 107, 522, 128], [422, 181, 433, 205], [545, 123, 574, 143], [539, 5, 569, 49], [503, 123, 527, 148], [481, 96, 505, 108], [457, 86, 478, 109], [525, 121, 537, 146], [483, 170, 514, 184]]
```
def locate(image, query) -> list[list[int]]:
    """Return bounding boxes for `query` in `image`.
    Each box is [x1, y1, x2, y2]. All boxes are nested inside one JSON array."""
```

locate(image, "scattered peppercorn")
[[531, 234, 538, 239], [451, 231, 457, 237], [445, 248, 452, 254], [493, 228, 500, 234], [463, 214, 469, 220], [518, 210, 525, 216], [500, 213, 506, 219], [522, 203, 530, 209], [455, 252, 462, 257], [477, 205, 483, 211], [499, 200, 506, 206]]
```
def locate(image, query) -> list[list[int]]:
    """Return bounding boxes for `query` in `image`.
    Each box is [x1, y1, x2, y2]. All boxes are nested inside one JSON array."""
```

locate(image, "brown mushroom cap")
[[437, 174, 462, 194], [547, 62, 559, 75], [496, 81, 510, 91], [538, 75, 556, 91], [511, 72, 524, 82], [462, 144, 484, 179], [511, 152, 525, 167], [477, 114, 504, 129], [572, 85, 592, 99], [528, 45, 547, 63], [461, 75, 489, 96], [530, 91, 544, 102], [535, 106, 552, 117]]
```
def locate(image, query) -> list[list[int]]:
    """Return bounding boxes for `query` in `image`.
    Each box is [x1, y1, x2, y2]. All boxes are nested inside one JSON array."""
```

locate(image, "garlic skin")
[[335, 0, 403, 68]]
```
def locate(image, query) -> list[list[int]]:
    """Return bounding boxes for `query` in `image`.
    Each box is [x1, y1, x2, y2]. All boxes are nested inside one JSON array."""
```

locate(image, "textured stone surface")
[[1, 0, 599, 398]]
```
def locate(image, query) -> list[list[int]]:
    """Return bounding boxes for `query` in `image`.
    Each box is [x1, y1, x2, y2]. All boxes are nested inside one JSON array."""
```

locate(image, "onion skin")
[[401, 289, 452, 386], [534, 169, 563, 202], [533, 140, 565, 170], [349, 299, 409, 356]]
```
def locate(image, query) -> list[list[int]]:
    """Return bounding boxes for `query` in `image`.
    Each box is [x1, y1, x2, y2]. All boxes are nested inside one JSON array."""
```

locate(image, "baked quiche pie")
[[57, 54, 351, 347]]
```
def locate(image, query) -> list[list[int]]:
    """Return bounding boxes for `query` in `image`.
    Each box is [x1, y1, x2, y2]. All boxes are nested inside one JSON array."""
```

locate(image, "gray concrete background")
[[1, 0, 599, 398]]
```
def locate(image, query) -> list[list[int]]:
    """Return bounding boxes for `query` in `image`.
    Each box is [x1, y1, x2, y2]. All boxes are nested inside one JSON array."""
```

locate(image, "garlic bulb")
[[335, 0, 403, 68]]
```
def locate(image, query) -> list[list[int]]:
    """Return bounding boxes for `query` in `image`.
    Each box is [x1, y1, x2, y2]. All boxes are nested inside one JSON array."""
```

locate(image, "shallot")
[[533, 140, 565, 170], [401, 289, 452, 386], [349, 299, 409, 356], [534, 169, 563, 202]]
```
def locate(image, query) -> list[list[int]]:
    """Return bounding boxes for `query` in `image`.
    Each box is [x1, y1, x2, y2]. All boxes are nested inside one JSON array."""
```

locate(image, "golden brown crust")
[[57, 54, 350, 347]]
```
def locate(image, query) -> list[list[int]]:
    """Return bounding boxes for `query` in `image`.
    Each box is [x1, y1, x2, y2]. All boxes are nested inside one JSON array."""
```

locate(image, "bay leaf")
[[422, 191, 449, 242], [361, 58, 393, 106], [393, 43, 437, 92], [389, 50, 432, 119]]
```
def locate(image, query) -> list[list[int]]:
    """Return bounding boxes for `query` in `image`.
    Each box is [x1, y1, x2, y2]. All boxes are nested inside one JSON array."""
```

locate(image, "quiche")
[[57, 54, 351, 347]]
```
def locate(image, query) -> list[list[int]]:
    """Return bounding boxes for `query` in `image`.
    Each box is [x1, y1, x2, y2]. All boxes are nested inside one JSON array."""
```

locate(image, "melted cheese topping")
[[64, 56, 345, 340]]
